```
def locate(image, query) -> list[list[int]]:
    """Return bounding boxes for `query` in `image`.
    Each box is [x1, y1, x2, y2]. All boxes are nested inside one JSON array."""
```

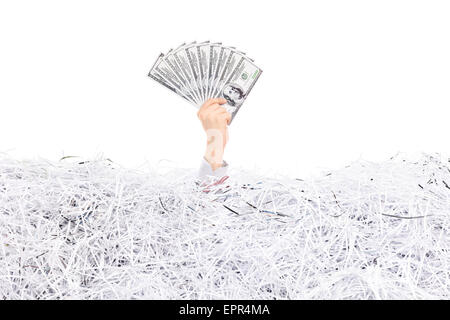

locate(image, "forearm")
[[203, 129, 226, 171], [197, 97, 231, 173]]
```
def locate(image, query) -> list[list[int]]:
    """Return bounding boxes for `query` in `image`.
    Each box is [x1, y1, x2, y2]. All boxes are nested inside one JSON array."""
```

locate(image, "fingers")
[[223, 110, 232, 125], [212, 107, 231, 124], [203, 98, 227, 107], [217, 110, 231, 125], [199, 98, 227, 112], [198, 99, 228, 115], [198, 98, 228, 118], [198, 103, 231, 125], [198, 103, 219, 120]]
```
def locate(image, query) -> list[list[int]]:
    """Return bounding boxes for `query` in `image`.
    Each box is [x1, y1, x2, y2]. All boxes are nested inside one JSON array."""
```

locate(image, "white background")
[[0, 0, 449, 176]]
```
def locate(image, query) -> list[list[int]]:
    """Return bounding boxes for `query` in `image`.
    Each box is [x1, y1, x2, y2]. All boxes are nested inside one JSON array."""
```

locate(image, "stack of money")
[[148, 41, 262, 123]]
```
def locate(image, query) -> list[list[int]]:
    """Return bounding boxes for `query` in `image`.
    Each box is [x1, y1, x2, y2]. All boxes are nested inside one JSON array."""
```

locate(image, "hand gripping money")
[[148, 41, 262, 175], [148, 41, 262, 123]]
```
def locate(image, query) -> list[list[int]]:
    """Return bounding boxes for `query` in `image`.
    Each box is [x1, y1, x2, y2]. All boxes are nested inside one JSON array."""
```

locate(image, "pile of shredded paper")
[[0, 154, 449, 299]]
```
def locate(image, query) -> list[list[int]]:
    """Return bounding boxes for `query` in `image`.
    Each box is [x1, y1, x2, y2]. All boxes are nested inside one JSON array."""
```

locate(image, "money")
[[207, 43, 223, 100], [218, 56, 262, 122], [148, 41, 262, 123], [148, 53, 198, 105], [196, 42, 210, 101]]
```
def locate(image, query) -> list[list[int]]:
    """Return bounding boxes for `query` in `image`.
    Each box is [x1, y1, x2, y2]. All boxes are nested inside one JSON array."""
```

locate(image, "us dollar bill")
[[170, 42, 203, 105], [163, 46, 202, 105], [196, 42, 210, 103], [210, 48, 243, 98], [207, 43, 223, 100], [217, 56, 263, 123], [186, 41, 209, 102], [148, 53, 198, 105], [210, 46, 229, 100]]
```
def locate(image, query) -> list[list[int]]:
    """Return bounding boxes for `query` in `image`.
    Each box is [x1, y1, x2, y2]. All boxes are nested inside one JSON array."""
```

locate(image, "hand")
[[197, 98, 231, 171]]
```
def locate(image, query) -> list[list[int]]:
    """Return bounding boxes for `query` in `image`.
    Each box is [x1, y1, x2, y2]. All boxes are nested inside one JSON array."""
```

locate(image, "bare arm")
[[197, 98, 231, 171]]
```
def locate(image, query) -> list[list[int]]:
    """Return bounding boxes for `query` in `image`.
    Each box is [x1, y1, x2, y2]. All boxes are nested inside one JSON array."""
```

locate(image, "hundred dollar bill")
[[163, 46, 203, 105], [217, 56, 262, 123], [208, 46, 248, 100], [164, 42, 200, 103], [148, 53, 198, 106], [196, 42, 211, 103], [206, 43, 223, 100], [185, 41, 209, 102], [209, 45, 229, 100], [210, 48, 243, 98], [170, 42, 205, 105], [169, 42, 203, 104], [151, 54, 195, 101]]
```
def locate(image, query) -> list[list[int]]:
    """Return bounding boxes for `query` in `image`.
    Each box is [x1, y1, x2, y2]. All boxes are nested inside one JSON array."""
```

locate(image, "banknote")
[[210, 47, 243, 99], [217, 56, 263, 122], [148, 54, 198, 106], [186, 41, 208, 102], [196, 42, 211, 102], [163, 46, 202, 105], [205, 43, 220, 100], [171, 42, 203, 104], [210, 46, 229, 100], [148, 41, 262, 122]]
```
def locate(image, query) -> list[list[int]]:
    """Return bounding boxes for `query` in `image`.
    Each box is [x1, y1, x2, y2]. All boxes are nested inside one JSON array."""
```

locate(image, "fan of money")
[[148, 41, 262, 123]]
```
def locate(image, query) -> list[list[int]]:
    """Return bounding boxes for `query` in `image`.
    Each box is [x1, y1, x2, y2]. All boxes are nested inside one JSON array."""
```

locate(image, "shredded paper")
[[1, 154, 449, 299]]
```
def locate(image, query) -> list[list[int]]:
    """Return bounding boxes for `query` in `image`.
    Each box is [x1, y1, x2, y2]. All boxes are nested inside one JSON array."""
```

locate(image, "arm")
[[197, 98, 231, 176]]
